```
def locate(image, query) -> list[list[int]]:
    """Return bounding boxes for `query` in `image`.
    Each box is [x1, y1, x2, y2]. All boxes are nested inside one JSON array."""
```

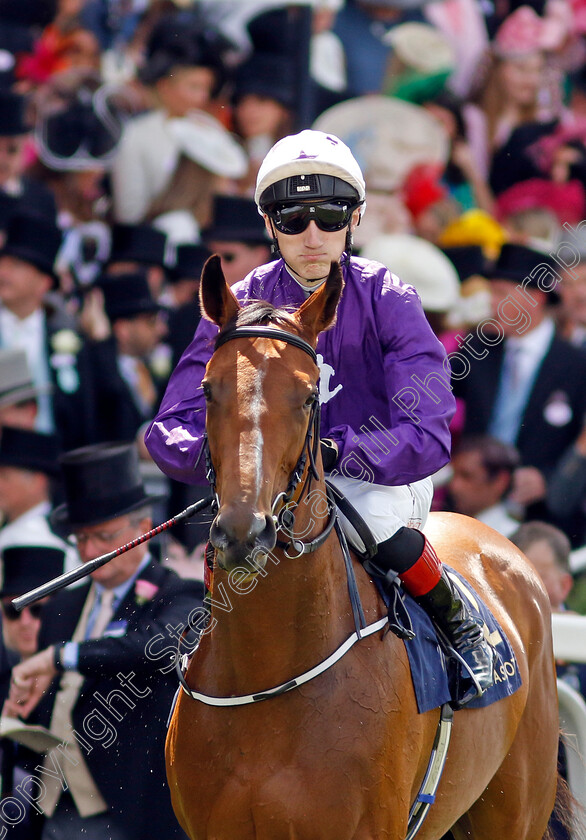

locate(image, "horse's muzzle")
[[210, 508, 277, 573]]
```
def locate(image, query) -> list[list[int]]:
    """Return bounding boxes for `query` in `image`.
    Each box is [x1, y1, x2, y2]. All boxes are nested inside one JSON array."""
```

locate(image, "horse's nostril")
[[210, 509, 277, 568]]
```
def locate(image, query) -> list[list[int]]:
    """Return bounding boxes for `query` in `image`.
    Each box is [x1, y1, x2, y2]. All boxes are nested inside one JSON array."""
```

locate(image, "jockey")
[[145, 129, 495, 707]]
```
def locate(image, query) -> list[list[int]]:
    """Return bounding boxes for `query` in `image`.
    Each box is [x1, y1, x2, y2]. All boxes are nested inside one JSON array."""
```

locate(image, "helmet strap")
[[268, 219, 281, 258], [345, 228, 353, 258]]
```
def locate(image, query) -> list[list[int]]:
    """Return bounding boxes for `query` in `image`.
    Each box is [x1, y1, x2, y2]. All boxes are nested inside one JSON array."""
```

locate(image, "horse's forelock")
[[215, 301, 300, 347]]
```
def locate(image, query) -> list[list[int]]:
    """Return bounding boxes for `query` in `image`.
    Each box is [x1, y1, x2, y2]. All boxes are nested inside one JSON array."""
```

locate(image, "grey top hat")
[[0, 348, 50, 408]]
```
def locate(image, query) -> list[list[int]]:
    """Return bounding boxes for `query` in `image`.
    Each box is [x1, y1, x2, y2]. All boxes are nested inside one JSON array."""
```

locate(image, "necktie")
[[86, 588, 116, 639], [41, 587, 115, 817], [134, 360, 157, 414], [488, 346, 526, 445]]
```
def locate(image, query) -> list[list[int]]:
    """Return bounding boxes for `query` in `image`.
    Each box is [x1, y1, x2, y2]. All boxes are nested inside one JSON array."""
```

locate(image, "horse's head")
[[200, 255, 344, 573]]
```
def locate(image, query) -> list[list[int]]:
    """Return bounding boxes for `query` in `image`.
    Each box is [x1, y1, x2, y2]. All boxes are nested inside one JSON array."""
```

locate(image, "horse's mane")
[[215, 300, 301, 347]]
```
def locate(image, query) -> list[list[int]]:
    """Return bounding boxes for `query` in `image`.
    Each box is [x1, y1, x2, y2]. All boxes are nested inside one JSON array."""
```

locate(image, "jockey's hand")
[[320, 439, 339, 472]]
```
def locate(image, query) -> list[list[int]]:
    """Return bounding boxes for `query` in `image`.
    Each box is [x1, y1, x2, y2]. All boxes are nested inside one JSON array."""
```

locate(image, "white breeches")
[[327, 475, 434, 553]]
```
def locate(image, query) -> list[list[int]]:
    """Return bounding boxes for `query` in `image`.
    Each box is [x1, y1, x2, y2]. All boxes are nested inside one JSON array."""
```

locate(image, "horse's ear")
[[200, 255, 241, 327], [294, 261, 344, 344]]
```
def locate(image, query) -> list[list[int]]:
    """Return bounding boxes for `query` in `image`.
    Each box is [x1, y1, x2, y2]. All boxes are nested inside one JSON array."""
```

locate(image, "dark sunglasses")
[[266, 201, 361, 235], [1, 600, 43, 620]]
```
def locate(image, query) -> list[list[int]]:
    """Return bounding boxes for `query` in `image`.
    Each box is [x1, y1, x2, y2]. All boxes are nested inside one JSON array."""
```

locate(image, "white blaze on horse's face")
[[205, 338, 318, 572], [237, 354, 267, 504]]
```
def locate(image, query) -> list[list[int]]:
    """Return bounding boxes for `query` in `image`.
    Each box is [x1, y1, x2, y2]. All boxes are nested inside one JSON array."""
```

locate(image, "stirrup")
[[436, 631, 496, 709]]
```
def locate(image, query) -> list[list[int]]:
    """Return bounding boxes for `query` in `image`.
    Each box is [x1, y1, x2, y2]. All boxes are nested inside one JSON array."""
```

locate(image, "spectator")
[[446, 434, 522, 538], [466, 5, 564, 185], [110, 11, 246, 227], [0, 426, 80, 576], [201, 195, 271, 288], [0, 90, 56, 222], [32, 80, 124, 227], [0, 544, 66, 663], [230, 51, 296, 193], [511, 520, 574, 613], [0, 211, 99, 449], [4, 441, 202, 839], [0, 543, 66, 839], [91, 271, 169, 444], [105, 221, 169, 300], [452, 242, 586, 544]]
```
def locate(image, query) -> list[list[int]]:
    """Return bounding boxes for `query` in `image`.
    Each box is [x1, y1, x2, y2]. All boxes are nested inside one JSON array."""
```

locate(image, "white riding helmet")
[[255, 129, 366, 216]]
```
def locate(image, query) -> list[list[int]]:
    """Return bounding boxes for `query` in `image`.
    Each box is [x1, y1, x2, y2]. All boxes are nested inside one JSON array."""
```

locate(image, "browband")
[[215, 326, 318, 363]]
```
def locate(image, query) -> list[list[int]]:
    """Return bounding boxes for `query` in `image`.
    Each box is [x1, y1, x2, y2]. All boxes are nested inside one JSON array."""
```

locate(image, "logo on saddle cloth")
[[398, 568, 522, 714]]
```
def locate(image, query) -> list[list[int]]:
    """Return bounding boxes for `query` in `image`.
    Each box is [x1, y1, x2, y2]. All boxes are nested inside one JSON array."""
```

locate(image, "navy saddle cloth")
[[379, 567, 522, 713]]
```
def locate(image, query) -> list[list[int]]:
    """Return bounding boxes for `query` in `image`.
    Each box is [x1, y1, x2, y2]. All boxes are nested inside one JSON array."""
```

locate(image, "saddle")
[[327, 482, 522, 713]]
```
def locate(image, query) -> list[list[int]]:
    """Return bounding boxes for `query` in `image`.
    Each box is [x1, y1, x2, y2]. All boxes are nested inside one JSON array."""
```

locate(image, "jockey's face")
[[264, 205, 360, 287]]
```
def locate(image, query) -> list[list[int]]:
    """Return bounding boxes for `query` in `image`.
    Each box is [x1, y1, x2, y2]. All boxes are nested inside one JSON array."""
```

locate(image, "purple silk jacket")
[[145, 256, 456, 487]]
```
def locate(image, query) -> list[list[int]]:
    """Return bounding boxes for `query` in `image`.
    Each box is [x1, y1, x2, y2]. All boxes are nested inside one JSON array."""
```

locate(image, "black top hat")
[[168, 243, 211, 282], [488, 242, 561, 301], [0, 544, 66, 597], [35, 98, 123, 171], [0, 90, 29, 136], [51, 441, 156, 531], [139, 11, 228, 90], [0, 426, 61, 476], [441, 245, 488, 282], [1, 212, 62, 285], [202, 195, 270, 245], [109, 223, 167, 268], [231, 52, 296, 110], [98, 271, 161, 322]]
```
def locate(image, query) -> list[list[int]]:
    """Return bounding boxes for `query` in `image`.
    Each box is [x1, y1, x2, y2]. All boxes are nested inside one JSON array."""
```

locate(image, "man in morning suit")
[[453, 242, 586, 544], [5, 441, 203, 840]]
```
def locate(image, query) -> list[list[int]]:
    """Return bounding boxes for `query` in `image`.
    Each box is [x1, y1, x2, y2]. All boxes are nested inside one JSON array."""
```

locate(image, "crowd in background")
[[2, 0, 586, 834]]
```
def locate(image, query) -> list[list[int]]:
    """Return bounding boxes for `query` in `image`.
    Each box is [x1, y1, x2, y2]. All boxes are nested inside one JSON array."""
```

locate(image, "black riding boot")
[[374, 528, 495, 708]]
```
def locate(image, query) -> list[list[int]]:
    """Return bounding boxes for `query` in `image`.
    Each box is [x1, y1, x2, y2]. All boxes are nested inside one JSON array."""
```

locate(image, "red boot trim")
[[399, 537, 442, 597]]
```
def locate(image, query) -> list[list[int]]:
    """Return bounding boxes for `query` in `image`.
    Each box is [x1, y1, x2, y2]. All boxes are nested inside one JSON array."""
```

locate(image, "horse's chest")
[[167, 689, 400, 840]]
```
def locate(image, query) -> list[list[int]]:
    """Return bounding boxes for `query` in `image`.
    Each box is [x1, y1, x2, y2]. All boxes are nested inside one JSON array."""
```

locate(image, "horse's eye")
[[202, 382, 212, 402], [304, 392, 317, 408]]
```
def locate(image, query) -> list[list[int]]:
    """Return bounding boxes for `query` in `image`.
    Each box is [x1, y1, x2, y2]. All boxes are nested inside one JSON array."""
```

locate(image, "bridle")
[[204, 324, 338, 558]]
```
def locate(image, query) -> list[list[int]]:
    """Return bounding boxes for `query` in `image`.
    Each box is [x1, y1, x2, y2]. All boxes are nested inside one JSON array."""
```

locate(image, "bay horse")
[[166, 256, 560, 840]]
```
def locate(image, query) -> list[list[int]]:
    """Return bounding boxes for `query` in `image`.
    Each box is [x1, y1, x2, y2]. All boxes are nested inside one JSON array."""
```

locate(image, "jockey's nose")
[[210, 506, 277, 571]]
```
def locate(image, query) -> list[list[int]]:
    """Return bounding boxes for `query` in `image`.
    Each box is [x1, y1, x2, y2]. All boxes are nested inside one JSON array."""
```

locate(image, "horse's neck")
[[201, 486, 356, 694]]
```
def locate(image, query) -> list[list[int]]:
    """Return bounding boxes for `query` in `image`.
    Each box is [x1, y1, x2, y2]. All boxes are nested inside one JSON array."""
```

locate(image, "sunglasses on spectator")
[[265, 200, 361, 235], [1, 600, 43, 620]]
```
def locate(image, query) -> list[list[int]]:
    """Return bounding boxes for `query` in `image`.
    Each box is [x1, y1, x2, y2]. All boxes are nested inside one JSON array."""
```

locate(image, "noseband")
[[205, 325, 337, 557]]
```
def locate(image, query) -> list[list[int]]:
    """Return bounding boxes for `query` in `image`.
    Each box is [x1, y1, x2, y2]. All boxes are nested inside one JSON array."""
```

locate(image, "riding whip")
[[12, 495, 215, 610]]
